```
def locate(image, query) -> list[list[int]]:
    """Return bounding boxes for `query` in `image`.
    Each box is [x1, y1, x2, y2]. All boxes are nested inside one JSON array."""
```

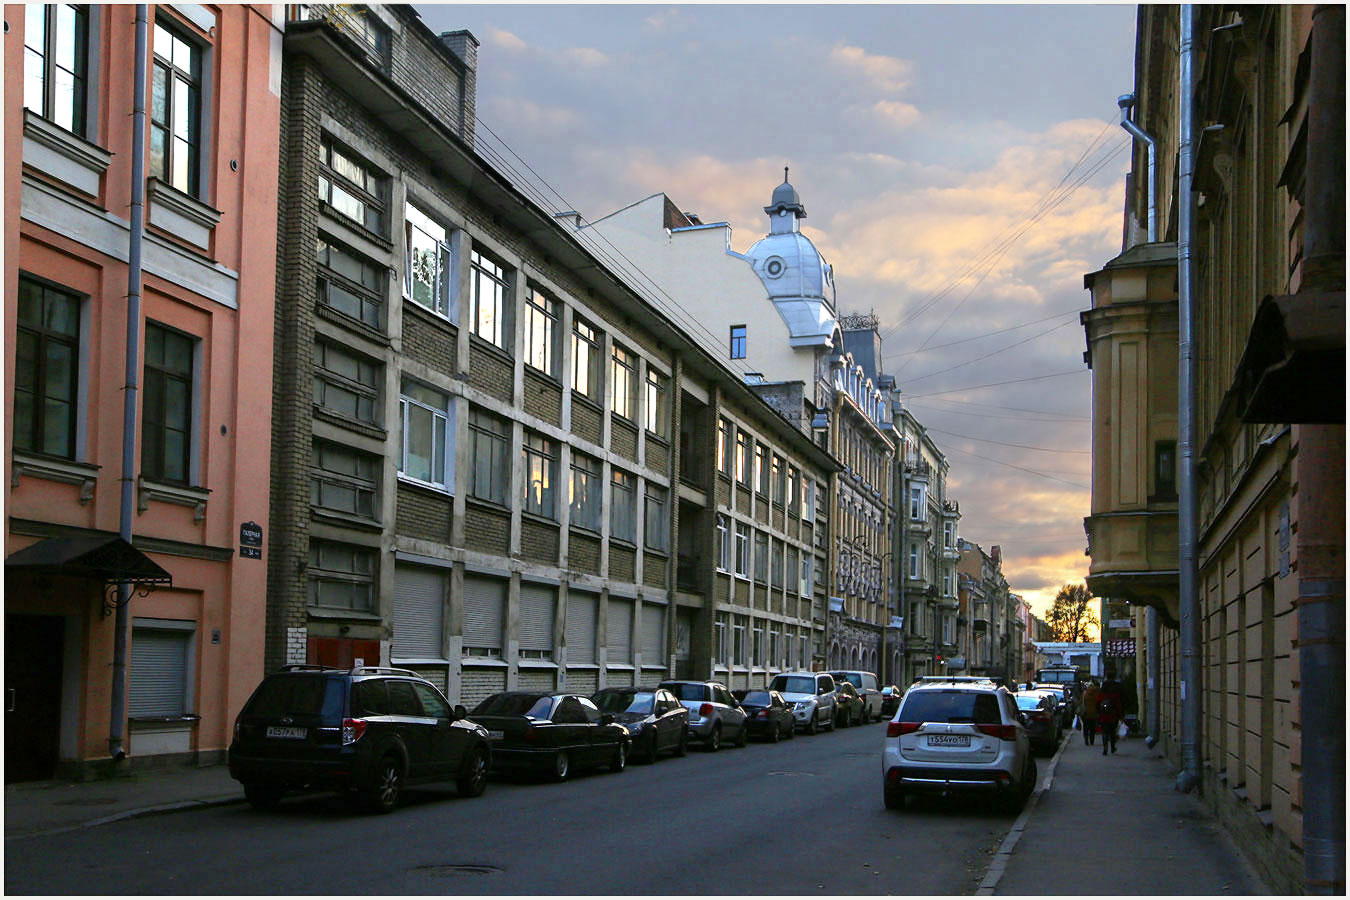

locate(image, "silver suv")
[[767, 672, 837, 735], [881, 676, 1036, 813], [829, 670, 884, 723], [658, 680, 748, 752]]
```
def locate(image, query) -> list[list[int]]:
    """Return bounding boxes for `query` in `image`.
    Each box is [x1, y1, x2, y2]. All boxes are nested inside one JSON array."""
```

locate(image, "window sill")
[[318, 201, 393, 250], [566, 663, 599, 670], [146, 177, 221, 253], [569, 525, 602, 539], [307, 607, 382, 621], [517, 659, 558, 669], [611, 537, 638, 551], [467, 332, 514, 364], [570, 391, 603, 414], [10, 451, 99, 503], [402, 297, 458, 333], [523, 365, 564, 388], [464, 495, 510, 516], [138, 477, 210, 523], [316, 302, 389, 345], [396, 475, 452, 499], [312, 406, 387, 442], [644, 548, 669, 559], [605, 663, 636, 671], [520, 510, 560, 529], [734, 574, 751, 582], [461, 656, 508, 667], [611, 412, 638, 428], [645, 431, 671, 447], [310, 506, 383, 533], [22, 109, 111, 198], [129, 714, 200, 727]]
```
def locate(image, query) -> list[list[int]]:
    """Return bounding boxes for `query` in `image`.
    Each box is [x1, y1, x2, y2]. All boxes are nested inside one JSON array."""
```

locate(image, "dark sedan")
[[879, 684, 902, 718], [592, 687, 689, 763], [470, 692, 631, 781], [733, 689, 796, 742], [1014, 691, 1062, 756], [835, 681, 863, 727]]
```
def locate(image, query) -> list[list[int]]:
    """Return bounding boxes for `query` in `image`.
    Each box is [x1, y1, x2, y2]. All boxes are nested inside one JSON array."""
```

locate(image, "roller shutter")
[[607, 598, 632, 663], [393, 567, 445, 659], [519, 583, 556, 653], [128, 629, 190, 717], [566, 591, 597, 663], [640, 603, 665, 664], [460, 668, 507, 708], [517, 669, 556, 692], [462, 575, 505, 651], [605, 668, 633, 687], [567, 668, 598, 694]]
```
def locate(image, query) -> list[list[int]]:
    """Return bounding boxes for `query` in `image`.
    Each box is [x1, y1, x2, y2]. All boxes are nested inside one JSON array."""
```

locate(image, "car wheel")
[[364, 755, 403, 814], [884, 783, 906, 811], [243, 783, 283, 811], [807, 713, 818, 736], [456, 746, 489, 798], [610, 741, 627, 773], [735, 721, 748, 748], [643, 732, 660, 764], [786, 720, 796, 740], [674, 731, 688, 757], [705, 724, 722, 752], [552, 750, 570, 782]]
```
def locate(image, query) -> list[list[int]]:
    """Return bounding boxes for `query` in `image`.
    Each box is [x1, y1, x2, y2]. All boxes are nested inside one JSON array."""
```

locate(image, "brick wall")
[[520, 517, 560, 564], [466, 340, 513, 402], [644, 552, 668, 588], [403, 307, 457, 374], [612, 420, 638, 462], [396, 483, 453, 542], [610, 546, 636, 583], [572, 399, 603, 445], [464, 504, 509, 555], [569, 532, 601, 575], [522, 370, 562, 425]]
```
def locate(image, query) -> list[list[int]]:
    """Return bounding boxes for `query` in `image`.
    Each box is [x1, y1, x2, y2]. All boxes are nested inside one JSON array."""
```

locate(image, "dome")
[[766, 169, 806, 218]]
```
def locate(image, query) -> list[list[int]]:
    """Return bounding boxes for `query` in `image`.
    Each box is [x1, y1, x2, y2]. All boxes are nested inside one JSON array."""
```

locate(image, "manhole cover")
[[766, 771, 817, 777], [412, 864, 503, 877]]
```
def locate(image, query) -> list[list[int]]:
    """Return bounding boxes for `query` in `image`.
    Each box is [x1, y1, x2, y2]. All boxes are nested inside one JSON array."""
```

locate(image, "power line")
[[899, 318, 1078, 385], [883, 307, 1082, 359], [941, 443, 1089, 490], [923, 425, 1089, 454], [904, 369, 1087, 399], [907, 400, 1086, 424], [905, 395, 1088, 421]]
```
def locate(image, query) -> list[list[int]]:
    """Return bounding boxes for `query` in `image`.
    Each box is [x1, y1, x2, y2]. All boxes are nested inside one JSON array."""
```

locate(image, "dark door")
[[6, 614, 65, 782], [410, 682, 460, 779]]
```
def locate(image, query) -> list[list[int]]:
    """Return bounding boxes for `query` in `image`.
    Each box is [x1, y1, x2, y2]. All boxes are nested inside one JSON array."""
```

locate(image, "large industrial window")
[[23, 4, 89, 137], [317, 237, 384, 330], [403, 203, 452, 318], [399, 379, 451, 491], [523, 288, 560, 377], [521, 431, 558, 520], [319, 136, 386, 234], [468, 408, 509, 505], [14, 276, 81, 460], [469, 249, 510, 351]]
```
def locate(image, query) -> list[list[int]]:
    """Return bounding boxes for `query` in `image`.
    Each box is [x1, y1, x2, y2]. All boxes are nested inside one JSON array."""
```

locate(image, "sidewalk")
[[984, 727, 1269, 895], [4, 764, 243, 840]]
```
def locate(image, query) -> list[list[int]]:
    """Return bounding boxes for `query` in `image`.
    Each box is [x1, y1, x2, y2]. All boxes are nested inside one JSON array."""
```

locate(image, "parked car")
[[834, 681, 864, 728], [879, 684, 902, 717], [1014, 691, 1063, 756], [882, 677, 1036, 814], [1032, 683, 1075, 728], [470, 692, 630, 781], [829, 670, 884, 723], [767, 671, 837, 734], [658, 680, 749, 751], [229, 665, 492, 814], [592, 687, 689, 763], [733, 689, 796, 742]]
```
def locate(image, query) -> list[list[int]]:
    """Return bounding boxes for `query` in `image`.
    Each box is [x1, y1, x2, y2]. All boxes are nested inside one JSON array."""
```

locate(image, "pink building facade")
[[5, 4, 280, 779]]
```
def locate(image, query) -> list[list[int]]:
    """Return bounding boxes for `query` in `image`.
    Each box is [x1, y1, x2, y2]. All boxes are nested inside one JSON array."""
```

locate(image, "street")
[[5, 721, 1016, 895]]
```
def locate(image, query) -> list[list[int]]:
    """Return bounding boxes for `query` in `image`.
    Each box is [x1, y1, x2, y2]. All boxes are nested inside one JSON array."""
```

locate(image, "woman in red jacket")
[[1096, 677, 1125, 755]]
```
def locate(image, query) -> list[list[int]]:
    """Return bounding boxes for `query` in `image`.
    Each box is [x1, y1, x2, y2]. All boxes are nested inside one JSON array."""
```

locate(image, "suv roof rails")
[[350, 666, 421, 677], [278, 664, 344, 672], [918, 675, 999, 684]]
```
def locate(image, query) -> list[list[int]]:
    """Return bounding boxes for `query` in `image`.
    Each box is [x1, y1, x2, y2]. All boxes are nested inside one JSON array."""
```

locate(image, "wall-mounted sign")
[[240, 521, 263, 560]]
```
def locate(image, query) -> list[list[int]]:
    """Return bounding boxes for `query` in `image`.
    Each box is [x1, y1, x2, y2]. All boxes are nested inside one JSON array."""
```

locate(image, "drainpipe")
[[110, 4, 149, 764], [1145, 605, 1161, 748], [1118, 94, 1158, 242], [1299, 7, 1345, 893], [1175, 4, 1202, 795]]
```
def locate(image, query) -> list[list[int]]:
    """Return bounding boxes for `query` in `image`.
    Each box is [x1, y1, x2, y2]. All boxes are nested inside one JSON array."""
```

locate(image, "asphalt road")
[[5, 719, 1019, 895]]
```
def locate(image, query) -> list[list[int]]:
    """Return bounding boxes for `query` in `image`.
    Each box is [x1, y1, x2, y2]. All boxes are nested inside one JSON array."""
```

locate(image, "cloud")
[[560, 46, 612, 68], [486, 96, 582, 134], [482, 26, 527, 53], [871, 100, 922, 130], [829, 43, 915, 93], [643, 7, 681, 32]]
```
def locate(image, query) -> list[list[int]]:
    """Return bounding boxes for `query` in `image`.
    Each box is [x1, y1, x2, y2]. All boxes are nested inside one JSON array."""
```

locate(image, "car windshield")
[[900, 690, 1002, 724], [471, 693, 553, 719], [594, 691, 654, 714], [741, 691, 771, 706], [769, 676, 815, 695], [246, 675, 345, 719], [1014, 695, 1046, 710], [662, 683, 708, 701], [835, 673, 863, 688]]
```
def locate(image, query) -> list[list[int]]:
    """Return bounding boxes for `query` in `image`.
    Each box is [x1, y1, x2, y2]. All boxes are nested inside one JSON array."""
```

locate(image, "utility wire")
[[941, 443, 1089, 490], [899, 318, 1077, 385], [905, 395, 1088, 421], [907, 401, 1085, 424], [883, 307, 1082, 359], [922, 425, 1090, 454], [904, 369, 1086, 399]]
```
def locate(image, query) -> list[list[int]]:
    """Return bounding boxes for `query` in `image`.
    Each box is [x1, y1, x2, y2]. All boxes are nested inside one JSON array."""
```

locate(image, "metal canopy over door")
[[462, 575, 505, 653], [393, 566, 446, 659], [566, 591, 597, 663], [519, 583, 555, 655]]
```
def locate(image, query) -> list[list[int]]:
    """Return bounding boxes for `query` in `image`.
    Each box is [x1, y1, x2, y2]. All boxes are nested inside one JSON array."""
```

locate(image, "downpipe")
[[110, 4, 149, 764], [1175, 3, 1202, 795], [1118, 94, 1158, 242]]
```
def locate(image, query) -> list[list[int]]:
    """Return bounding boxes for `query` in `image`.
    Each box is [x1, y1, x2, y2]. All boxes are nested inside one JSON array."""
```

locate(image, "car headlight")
[[795, 700, 814, 711], [627, 721, 644, 733]]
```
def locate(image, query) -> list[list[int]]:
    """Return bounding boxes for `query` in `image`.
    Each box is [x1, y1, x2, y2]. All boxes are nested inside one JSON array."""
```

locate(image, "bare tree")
[[1048, 583, 1099, 642]]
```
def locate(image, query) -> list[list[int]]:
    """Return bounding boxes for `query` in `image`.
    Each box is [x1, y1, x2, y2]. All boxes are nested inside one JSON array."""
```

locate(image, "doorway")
[[6, 614, 66, 782]]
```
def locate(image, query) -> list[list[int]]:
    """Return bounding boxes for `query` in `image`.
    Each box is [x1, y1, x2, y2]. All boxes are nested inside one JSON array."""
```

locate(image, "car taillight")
[[1031, 711, 1050, 722], [977, 723, 1017, 741], [341, 718, 367, 745], [757, 710, 769, 718], [888, 721, 920, 737], [524, 725, 537, 743], [699, 703, 714, 718]]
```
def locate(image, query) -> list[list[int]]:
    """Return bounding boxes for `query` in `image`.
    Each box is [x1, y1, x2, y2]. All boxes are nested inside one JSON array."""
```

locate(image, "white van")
[[829, 670, 883, 723]]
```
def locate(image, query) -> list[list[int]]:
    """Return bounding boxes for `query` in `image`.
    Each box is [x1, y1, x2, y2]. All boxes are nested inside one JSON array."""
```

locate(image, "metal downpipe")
[[1118, 95, 1158, 243], [1145, 605, 1160, 748], [110, 4, 149, 764], [1175, 4, 1202, 795]]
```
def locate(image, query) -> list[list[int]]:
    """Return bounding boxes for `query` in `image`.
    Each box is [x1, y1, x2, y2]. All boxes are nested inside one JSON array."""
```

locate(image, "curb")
[[5, 794, 246, 842], [975, 732, 1068, 896]]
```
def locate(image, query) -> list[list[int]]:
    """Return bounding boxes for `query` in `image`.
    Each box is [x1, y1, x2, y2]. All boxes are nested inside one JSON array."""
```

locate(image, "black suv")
[[229, 665, 492, 813]]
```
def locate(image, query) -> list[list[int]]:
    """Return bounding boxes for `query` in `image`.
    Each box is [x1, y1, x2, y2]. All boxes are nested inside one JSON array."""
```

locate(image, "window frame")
[[313, 340, 380, 426], [308, 539, 377, 612], [469, 248, 511, 352], [403, 202, 452, 319], [311, 439, 380, 519], [150, 16, 203, 197], [13, 275, 82, 460], [643, 483, 669, 552], [319, 135, 386, 235], [141, 321, 197, 486], [735, 431, 749, 484], [715, 514, 730, 572], [716, 418, 730, 475], [569, 452, 602, 532], [398, 378, 451, 492], [317, 236, 384, 331], [467, 408, 509, 505], [571, 317, 602, 402], [734, 522, 751, 578], [754, 530, 769, 582], [521, 431, 559, 520], [523, 286, 560, 377], [610, 468, 637, 543], [23, 3, 90, 138], [610, 342, 637, 421], [729, 324, 746, 360]]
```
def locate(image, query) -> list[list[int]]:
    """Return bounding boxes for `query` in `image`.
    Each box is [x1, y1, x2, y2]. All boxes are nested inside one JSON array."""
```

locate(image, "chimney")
[[440, 30, 479, 145], [991, 545, 1001, 567]]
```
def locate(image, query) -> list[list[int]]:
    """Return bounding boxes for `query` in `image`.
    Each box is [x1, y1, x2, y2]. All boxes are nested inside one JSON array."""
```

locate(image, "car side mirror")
[[600, 713, 615, 725], [454, 704, 468, 720]]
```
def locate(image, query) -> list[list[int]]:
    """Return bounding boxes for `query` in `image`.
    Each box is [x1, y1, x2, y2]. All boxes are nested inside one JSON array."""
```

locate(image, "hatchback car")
[[834, 681, 864, 728], [592, 687, 689, 763], [658, 680, 749, 751], [733, 689, 796, 742], [879, 684, 902, 717], [471, 692, 631, 781], [1014, 691, 1062, 756], [882, 677, 1036, 814], [829, 670, 884, 723], [767, 672, 837, 734], [229, 665, 492, 813]]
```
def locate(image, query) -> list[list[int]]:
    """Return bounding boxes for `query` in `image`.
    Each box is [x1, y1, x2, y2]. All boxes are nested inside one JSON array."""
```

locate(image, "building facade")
[[5, 4, 282, 778], [1082, 5, 1344, 892], [956, 540, 1019, 683]]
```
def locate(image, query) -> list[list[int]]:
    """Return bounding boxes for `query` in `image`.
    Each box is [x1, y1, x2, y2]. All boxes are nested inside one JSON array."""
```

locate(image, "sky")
[[419, 3, 1139, 623]]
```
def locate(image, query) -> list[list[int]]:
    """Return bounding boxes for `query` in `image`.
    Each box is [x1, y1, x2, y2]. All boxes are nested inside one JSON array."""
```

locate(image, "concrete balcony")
[[1084, 509, 1179, 624]]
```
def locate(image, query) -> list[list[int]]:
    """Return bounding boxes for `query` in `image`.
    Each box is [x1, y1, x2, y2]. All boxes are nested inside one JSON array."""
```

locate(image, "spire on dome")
[[765, 167, 806, 233]]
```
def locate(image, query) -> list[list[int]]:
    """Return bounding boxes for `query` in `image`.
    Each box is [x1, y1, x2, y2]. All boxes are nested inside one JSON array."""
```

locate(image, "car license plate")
[[487, 730, 504, 741], [928, 734, 970, 747], [265, 726, 306, 739]]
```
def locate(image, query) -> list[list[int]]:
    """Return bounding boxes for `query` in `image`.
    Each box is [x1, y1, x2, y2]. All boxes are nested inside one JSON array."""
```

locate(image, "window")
[[800, 554, 813, 595], [772, 455, 785, 505], [309, 539, 376, 611], [611, 344, 636, 420], [468, 409, 509, 504], [317, 237, 383, 330], [469, 249, 510, 350], [399, 380, 450, 490], [403, 203, 451, 318], [732, 617, 747, 665], [716, 418, 730, 474], [521, 432, 558, 519], [735, 432, 749, 483], [611, 469, 636, 542], [14, 277, 80, 459], [786, 467, 798, 516], [23, 3, 89, 136], [943, 520, 954, 548], [754, 531, 768, 582], [644, 484, 668, 552], [801, 479, 814, 519], [1154, 440, 1178, 500], [319, 136, 385, 233], [523, 288, 560, 376], [645, 369, 669, 437], [570, 452, 602, 531], [151, 18, 201, 196], [307, 2, 389, 67], [768, 629, 779, 669], [312, 440, 378, 518], [128, 621, 193, 718], [786, 546, 799, 593], [752, 624, 764, 666], [714, 614, 728, 665], [909, 543, 919, 578], [142, 322, 195, 484], [715, 515, 730, 571], [314, 341, 379, 425], [771, 540, 784, 588], [909, 485, 923, 520], [519, 583, 555, 660], [942, 570, 953, 597], [571, 318, 601, 401], [754, 444, 767, 494], [729, 324, 746, 360], [735, 522, 751, 577]]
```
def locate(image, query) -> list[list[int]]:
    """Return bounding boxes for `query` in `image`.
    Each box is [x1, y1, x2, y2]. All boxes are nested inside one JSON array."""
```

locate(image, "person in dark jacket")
[[1078, 681, 1100, 746], [1096, 677, 1125, 755]]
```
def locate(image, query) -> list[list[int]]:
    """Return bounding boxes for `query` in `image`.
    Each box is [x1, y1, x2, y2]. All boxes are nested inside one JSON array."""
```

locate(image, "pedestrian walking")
[[1079, 681, 1100, 746], [1096, 676, 1125, 755]]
